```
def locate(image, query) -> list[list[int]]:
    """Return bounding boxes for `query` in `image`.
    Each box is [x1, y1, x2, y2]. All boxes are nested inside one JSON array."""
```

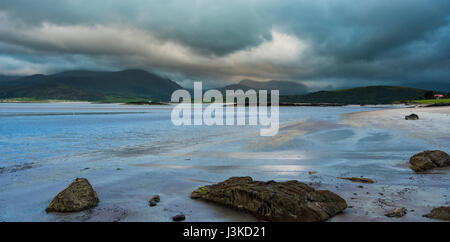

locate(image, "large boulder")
[[423, 206, 450, 220], [191, 177, 347, 222], [409, 150, 450, 172], [46, 178, 99, 213]]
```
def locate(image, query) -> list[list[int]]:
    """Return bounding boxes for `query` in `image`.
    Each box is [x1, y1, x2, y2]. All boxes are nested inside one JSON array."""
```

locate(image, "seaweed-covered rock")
[[191, 177, 347, 222], [423, 206, 450, 220], [409, 150, 450, 172], [46, 178, 99, 213]]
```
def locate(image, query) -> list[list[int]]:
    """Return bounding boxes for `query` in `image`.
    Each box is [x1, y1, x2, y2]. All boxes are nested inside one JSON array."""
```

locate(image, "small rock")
[[151, 195, 160, 203], [409, 150, 450, 172], [423, 206, 450, 220], [405, 114, 419, 120], [46, 178, 99, 213], [172, 214, 186, 221], [149, 195, 160, 207], [308, 171, 317, 175], [385, 207, 407, 218], [338, 177, 375, 183], [358, 185, 364, 188]]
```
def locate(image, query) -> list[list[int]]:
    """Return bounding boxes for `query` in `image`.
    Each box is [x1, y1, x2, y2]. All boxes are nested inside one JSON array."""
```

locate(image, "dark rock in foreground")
[[385, 207, 407, 218], [46, 178, 99, 213], [405, 114, 419, 120], [409, 150, 450, 172], [172, 214, 186, 221], [191, 177, 347, 222], [337, 177, 375, 183], [423, 206, 450, 220]]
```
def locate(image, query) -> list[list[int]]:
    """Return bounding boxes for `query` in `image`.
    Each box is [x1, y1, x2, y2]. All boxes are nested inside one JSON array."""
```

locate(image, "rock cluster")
[[191, 176, 347, 222]]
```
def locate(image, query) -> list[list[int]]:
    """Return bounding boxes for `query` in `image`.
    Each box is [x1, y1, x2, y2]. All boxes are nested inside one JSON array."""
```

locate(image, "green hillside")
[[280, 86, 428, 105], [0, 69, 182, 102]]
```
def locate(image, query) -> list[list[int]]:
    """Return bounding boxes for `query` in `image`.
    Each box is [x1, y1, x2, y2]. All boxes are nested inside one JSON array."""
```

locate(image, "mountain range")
[[0, 70, 181, 101], [0, 69, 447, 104]]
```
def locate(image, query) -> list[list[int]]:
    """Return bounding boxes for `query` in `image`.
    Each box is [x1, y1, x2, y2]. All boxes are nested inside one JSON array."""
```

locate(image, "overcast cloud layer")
[[0, 0, 449, 89]]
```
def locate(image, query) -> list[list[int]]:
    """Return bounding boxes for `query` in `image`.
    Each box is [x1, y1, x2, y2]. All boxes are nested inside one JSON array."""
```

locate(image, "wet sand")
[[1, 104, 449, 222], [334, 106, 450, 221]]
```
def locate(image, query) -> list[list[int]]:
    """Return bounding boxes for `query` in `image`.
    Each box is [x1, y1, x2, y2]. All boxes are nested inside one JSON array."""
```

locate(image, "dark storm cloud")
[[0, 0, 449, 88]]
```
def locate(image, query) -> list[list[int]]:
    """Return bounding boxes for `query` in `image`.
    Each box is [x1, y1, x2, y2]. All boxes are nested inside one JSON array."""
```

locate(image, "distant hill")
[[221, 79, 308, 95], [280, 86, 428, 105], [0, 70, 182, 101]]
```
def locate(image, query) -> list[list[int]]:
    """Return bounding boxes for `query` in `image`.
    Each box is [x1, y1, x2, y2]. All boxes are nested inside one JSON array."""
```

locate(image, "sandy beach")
[[0, 104, 449, 222], [343, 106, 450, 146], [331, 106, 450, 221]]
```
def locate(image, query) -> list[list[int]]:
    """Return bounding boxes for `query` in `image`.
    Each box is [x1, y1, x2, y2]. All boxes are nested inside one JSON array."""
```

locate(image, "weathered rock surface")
[[191, 177, 347, 222], [423, 206, 450, 220], [405, 114, 419, 120], [409, 150, 450, 172], [385, 207, 407, 218], [337, 177, 375, 183], [46, 178, 99, 213]]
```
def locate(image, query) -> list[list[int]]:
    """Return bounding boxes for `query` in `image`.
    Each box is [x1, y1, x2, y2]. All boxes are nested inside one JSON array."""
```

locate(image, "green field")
[[407, 98, 450, 104]]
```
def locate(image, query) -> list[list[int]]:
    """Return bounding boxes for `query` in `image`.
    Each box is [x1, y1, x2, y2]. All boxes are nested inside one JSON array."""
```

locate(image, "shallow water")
[[0, 103, 448, 221]]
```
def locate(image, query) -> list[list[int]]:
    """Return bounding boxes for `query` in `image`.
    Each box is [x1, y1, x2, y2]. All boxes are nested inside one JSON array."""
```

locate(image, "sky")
[[0, 0, 449, 89]]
